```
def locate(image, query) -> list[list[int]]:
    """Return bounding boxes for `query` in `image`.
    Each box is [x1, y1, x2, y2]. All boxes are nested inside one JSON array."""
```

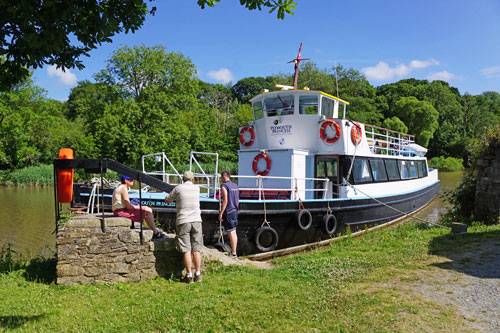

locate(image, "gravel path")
[[413, 240, 500, 332]]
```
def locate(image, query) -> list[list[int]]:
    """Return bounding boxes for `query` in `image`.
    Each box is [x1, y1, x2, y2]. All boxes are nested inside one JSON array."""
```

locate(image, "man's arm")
[[164, 187, 177, 203], [218, 186, 228, 222]]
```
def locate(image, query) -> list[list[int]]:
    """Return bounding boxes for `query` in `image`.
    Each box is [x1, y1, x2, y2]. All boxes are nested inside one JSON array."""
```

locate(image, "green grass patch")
[[1, 222, 498, 331], [1, 164, 54, 186]]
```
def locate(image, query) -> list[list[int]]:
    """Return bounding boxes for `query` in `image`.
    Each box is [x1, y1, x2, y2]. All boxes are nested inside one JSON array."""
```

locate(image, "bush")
[[442, 170, 476, 225], [428, 156, 464, 171], [2, 164, 54, 186]]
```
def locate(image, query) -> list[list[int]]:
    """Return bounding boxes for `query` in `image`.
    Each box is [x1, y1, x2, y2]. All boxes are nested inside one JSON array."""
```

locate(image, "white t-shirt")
[[165, 181, 202, 225]]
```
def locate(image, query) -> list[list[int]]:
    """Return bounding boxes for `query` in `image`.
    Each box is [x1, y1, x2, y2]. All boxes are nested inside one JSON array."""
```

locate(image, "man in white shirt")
[[164, 171, 203, 283]]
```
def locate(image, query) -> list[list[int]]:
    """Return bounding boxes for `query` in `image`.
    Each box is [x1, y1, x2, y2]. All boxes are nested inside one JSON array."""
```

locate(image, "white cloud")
[[426, 71, 457, 81], [409, 59, 439, 69], [207, 68, 234, 84], [362, 58, 441, 81], [362, 62, 411, 80], [47, 65, 77, 86], [482, 65, 500, 78]]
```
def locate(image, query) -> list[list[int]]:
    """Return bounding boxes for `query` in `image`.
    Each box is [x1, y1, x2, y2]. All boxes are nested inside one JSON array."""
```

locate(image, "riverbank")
[[1, 222, 498, 331]]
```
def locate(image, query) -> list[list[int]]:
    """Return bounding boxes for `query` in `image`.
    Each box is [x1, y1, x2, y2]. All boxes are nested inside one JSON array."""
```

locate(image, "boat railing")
[[364, 124, 416, 157], [141, 152, 182, 183]]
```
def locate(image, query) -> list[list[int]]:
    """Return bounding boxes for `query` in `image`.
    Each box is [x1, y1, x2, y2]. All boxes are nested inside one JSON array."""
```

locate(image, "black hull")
[[72, 181, 440, 255]]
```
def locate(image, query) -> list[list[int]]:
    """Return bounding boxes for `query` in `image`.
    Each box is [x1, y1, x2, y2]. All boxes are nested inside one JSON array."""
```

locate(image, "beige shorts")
[[176, 222, 203, 253]]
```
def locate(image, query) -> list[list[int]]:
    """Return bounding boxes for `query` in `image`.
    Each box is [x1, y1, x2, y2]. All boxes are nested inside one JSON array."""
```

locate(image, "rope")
[[260, 176, 271, 228], [343, 180, 450, 229], [294, 178, 305, 210]]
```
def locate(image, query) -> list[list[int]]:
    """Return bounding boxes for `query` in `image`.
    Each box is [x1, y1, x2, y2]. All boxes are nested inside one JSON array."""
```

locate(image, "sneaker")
[[232, 253, 238, 258], [181, 275, 193, 284], [194, 274, 203, 283]]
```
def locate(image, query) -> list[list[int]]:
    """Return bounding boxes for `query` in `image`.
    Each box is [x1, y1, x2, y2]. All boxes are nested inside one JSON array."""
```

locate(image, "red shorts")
[[113, 207, 148, 222]]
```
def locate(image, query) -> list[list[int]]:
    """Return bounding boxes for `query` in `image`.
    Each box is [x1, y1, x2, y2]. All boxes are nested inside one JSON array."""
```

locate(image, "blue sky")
[[34, 0, 500, 101]]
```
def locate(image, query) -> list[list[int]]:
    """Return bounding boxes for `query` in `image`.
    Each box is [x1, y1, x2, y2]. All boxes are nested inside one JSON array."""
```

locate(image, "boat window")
[[409, 161, 418, 178], [353, 158, 373, 183], [369, 159, 388, 182], [299, 95, 318, 115], [316, 159, 337, 178], [263, 95, 294, 116], [321, 97, 335, 119], [398, 160, 411, 180], [385, 159, 400, 180], [253, 101, 264, 120], [421, 160, 428, 177], [417, 161, 423, 178]]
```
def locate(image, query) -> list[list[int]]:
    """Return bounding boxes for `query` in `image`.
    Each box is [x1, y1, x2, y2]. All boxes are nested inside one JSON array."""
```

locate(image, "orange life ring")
[[351, 123, 362, 145], [252, 153, 271, 176], [239, 126, 255, 146], [57, 148, 74, 203], [319, 119, 342, 144]]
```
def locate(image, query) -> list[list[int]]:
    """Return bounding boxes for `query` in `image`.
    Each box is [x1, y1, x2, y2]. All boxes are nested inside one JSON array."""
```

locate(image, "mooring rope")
[[343, 179, 450, 229]]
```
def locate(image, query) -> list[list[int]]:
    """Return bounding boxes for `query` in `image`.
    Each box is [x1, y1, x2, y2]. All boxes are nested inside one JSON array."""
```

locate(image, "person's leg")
[[192, 251, 201, 273], [183, 251, 193, 275], [227, 230, 238, 256], [141, 206, 159, 234]]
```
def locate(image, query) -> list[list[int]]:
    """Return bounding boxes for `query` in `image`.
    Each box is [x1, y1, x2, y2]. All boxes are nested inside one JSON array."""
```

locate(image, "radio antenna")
[[288, 42, 310, 89]]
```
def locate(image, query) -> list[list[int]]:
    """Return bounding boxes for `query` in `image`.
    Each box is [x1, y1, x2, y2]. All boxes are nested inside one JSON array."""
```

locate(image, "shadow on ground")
[[0, 314, 45, 329], [428, 229, 500, 279]]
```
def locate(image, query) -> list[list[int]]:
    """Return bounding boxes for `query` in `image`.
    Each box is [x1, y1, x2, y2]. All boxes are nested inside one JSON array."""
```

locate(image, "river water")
[[0, 171, 463, 257]]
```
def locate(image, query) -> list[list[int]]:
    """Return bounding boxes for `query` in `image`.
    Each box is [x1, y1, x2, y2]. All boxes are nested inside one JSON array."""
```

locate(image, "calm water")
[[0, 171, 463, 257]]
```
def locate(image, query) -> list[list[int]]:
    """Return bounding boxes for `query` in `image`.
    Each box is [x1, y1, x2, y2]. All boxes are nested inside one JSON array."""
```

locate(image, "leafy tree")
[[231, 76, 278, 103], [0, 0, 296, 91], [382, 116, 408, 134], [393, 97, 439, 147]]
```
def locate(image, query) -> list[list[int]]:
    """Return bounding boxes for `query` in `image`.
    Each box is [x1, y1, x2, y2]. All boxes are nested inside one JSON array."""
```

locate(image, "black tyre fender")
[[322, 214, 338, 235], [255, 226, 279, 252], [296, 209, 313, 231], [213, 242, 231, 254]]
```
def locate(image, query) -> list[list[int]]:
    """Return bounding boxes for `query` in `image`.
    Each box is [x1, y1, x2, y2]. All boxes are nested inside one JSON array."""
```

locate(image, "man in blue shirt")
[[218, 171, 239, 257]]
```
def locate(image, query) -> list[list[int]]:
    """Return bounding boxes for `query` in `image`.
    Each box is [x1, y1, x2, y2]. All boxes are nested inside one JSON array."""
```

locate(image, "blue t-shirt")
[[222, 180, 239, 214]]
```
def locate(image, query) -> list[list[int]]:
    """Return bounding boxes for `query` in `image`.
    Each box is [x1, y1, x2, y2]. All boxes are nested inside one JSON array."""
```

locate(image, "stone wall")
[[474, 140, 500, 224], [56, 214, 183, 285]]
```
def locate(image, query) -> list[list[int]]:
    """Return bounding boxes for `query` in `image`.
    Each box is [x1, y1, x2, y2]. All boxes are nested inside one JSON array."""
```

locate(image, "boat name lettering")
[[141, 200, 175, 207], [270, 125, 292, 135]]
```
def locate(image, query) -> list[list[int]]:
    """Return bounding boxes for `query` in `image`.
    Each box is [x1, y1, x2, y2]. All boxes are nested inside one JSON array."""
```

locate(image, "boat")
[[71, 46, 440, 255]]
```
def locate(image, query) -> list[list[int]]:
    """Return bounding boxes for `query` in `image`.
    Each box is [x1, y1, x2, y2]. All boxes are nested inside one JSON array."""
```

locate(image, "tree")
[[232, 76, 278, 103], [394, 96, 439, 147], [0, 0, 296, 91]]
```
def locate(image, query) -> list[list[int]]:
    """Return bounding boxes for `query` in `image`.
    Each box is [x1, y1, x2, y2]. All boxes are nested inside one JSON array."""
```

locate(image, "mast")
[[288, 42, 310, 89]]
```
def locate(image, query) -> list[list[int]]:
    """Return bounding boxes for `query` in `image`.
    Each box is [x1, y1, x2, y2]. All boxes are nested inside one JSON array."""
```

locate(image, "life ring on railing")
[[239, 126, 255, 147], [296, 209, 313, 231], [319, 119, 342, 144], [322, 214, 338, 235], [255, 226, 279, 252], [252, 153, 271, 176], [57, 148, 74, 203], [351, 122, 362, 145]]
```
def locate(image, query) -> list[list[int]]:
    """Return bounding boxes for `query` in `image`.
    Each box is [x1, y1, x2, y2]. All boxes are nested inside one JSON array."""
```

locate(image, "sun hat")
[[182, 170, 194, 181]]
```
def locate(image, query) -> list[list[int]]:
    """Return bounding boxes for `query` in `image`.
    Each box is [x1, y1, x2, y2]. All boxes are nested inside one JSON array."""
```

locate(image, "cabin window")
[[398, 160, 411, 179], [299, 95, 318, 115], [263, 95, 294, 116], [409, 161, 418, 178], [352, 158, 373, 183], [421, 160, 428, 177], [369, 159, 388, 182], [321, 97, 335, 119], [385, 159, 400, 180], [417, 161, 423, 178], [253, 101, 264, 119]]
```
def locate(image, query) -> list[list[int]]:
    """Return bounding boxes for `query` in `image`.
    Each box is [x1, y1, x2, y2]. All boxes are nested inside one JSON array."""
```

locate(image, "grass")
[[0, 164, 54, 186], [1, 222, 498, 331]]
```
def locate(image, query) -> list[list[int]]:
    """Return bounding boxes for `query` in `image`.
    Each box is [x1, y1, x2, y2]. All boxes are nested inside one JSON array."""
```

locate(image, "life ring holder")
[[322, 214, 338, 235], [239, 126, 255, 147], [252, 153, 271, 176], [351, 122, 362, 145], [255, 226, 279, 252], [57, 148, 74, 203], [319, 119, 342, 144]]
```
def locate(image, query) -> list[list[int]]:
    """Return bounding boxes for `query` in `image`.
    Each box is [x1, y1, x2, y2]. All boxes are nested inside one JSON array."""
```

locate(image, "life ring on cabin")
[[252, 153, 271, 176], [296, 209, 313, 231], [255, 226, 279, 252], [239, 126, 255, 147], [351, 122, 362, 145], [57, 148, 74, 203], [319, 120, 342, 144], [322, 214, 338, 235]]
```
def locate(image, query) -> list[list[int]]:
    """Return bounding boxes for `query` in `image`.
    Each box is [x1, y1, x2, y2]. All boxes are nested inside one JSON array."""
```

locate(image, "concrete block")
[[451, 222, 467, 234]]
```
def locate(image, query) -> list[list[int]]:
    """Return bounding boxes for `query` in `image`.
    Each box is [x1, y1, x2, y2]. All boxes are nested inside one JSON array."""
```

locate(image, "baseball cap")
[[121, 175, 133, 181], [182, 170, 194, 181]]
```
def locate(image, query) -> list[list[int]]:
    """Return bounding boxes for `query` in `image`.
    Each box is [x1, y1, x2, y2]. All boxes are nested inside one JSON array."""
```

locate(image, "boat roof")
[[249, 88, 350, 105]]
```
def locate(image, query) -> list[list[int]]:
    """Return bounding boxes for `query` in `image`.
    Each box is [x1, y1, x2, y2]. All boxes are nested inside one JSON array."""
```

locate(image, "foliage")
[[442, 170, 476, 225], [394, 96, 439, 147], [428, 156, 464, 171], [382, 116, 408, 133], [197, 0, 296, 19], [2, 164, 53, 186]]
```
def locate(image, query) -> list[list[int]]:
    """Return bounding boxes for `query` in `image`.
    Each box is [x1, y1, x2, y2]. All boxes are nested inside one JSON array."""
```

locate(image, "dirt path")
[[411, 240, 500, 332]]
